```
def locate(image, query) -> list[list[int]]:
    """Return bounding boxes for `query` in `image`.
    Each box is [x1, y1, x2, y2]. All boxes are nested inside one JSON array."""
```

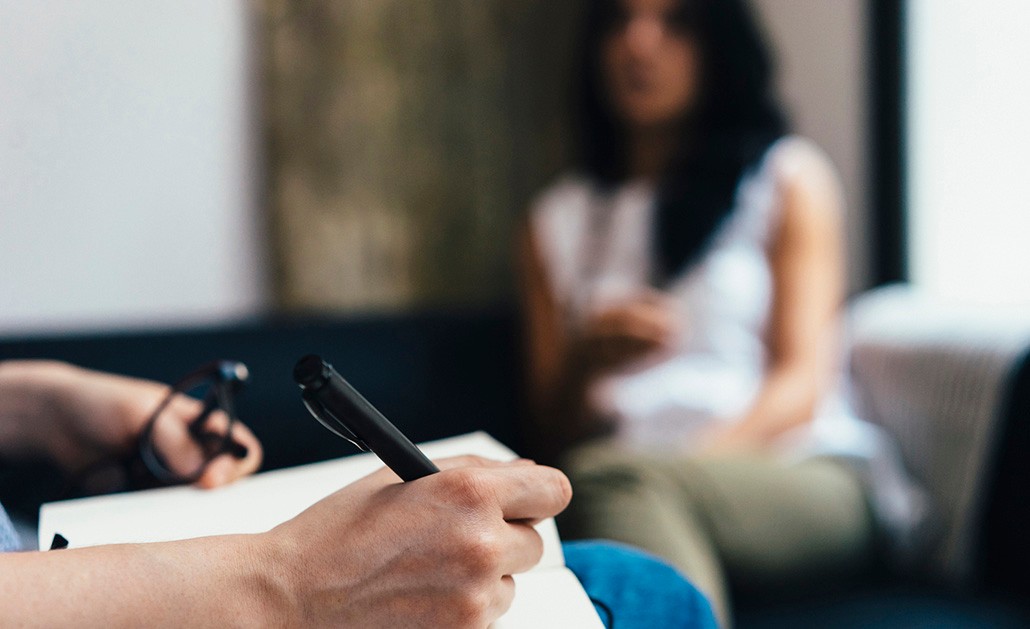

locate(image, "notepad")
[[39, 432, 603, 628]]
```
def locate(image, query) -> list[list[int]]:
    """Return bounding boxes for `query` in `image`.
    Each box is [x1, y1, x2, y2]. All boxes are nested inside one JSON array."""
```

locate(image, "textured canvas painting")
[[259, 0, 582, 311]]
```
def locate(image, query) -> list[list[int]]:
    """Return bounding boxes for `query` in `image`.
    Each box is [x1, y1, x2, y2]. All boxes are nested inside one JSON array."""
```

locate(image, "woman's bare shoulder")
[[768, 137, 842, 197], [526, 173, 595, 230], [534, 173, 594, 208]]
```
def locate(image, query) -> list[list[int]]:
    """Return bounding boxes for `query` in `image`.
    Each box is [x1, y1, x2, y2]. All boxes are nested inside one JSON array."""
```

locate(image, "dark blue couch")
[[0, 311, 525, 473]]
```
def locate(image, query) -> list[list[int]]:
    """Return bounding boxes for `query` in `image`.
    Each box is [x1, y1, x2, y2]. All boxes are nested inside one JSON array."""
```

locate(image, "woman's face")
[[601, 0, 701, 132]]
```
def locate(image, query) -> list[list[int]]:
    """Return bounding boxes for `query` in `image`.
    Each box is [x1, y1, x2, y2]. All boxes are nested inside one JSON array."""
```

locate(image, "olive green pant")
[[559, 441, 876, 627]]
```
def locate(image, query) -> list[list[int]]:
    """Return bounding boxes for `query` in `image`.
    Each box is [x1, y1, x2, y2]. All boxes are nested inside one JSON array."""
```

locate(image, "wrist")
[[229, 532, 301, 628]]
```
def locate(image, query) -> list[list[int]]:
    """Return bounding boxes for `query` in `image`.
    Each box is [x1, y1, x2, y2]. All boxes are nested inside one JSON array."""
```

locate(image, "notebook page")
[[495, 568, 604, 628]]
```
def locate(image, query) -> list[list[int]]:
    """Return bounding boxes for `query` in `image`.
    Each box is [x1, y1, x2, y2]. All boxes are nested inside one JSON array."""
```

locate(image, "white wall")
[[752, 0, 871, 292], [0, 0, 266, 336], [0, 0, 873, 336], [907, 0, 1030, 307]]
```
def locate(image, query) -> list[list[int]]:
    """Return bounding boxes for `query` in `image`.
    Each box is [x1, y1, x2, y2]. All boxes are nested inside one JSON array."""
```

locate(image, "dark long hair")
[[575, 0, 788, 282]]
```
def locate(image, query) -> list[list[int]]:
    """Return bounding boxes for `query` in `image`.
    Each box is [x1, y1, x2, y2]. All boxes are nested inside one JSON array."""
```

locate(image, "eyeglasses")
[[136, 360, 250, 485]]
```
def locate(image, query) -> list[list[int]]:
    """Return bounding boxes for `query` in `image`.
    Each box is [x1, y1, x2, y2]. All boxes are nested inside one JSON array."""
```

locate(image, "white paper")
[[39, 432, 601, 628], [498, 569, 604, 628]]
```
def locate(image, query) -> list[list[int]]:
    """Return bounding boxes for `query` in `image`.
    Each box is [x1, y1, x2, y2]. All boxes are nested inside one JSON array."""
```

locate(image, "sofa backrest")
[[0, 310, 525, 473]]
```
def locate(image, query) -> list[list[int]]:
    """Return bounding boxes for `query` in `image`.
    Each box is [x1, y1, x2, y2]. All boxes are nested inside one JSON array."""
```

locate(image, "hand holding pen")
[[266, 454, 572, 626], [290, 354, 572, 625]]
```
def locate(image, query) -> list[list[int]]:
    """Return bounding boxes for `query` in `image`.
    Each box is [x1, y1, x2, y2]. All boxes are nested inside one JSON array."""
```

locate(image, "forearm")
[[0, 534, 291, 627], [731, 362, 825, 444], [519, 226, 613, 459], [0, 360, 68, 461]]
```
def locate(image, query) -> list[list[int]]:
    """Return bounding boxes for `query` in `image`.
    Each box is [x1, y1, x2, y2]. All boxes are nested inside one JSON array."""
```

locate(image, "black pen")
[[293, 355, 440, 481]]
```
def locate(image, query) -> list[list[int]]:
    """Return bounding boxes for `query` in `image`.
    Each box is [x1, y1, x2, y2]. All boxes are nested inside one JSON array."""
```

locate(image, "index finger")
[[196, 421, 264, 488], [484, 465, 573, 521], [434, 455, 512, 470], [344, 455, 534, 491], [626, 304, 678, 339], [433, 455, 536, 471]]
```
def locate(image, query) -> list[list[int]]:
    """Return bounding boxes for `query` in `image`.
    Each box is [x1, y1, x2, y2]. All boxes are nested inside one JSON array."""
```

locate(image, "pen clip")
[[302, 395, 370, 453]]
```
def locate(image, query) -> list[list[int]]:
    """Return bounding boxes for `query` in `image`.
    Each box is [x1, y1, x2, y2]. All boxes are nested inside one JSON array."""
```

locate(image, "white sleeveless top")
[[531, 136, 841, 449], [531, 139, 930, 550]]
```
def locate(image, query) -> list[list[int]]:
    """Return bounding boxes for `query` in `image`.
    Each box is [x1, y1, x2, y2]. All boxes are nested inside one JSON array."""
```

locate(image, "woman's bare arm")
[[702, 146, 847, 451], [515, 223, 589, 459]]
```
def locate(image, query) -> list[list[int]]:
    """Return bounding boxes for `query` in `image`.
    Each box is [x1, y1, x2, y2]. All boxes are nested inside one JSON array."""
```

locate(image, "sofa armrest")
[[847, 285, 1030, 583]]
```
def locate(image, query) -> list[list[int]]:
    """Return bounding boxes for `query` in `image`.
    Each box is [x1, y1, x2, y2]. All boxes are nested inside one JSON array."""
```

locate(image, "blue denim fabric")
[[563, 540, 717, 629], [0, 501, 22, 552]]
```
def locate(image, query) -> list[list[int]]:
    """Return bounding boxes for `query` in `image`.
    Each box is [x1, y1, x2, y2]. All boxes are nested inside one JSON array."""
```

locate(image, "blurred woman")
[[517, 0, 926, 624]]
